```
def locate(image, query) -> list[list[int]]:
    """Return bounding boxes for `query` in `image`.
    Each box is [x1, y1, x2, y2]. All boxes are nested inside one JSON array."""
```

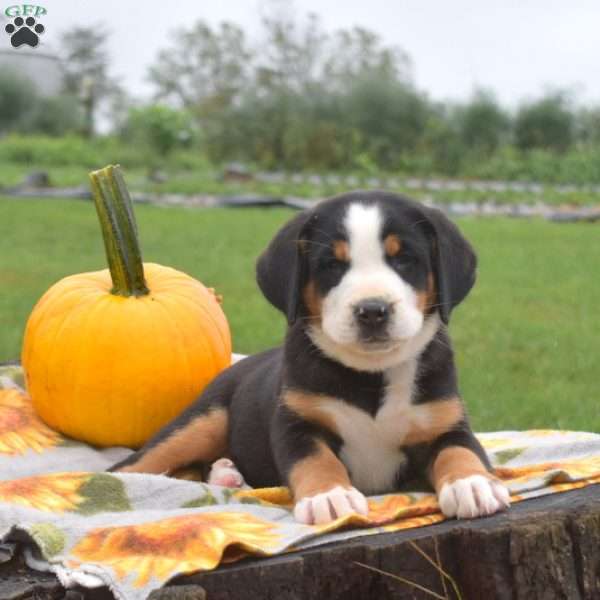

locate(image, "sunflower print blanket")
[[1, 364, 599, 600]]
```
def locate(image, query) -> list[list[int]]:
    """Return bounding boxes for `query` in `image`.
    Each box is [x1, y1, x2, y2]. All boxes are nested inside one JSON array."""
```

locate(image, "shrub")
[[0, 135, 141, 168], [341, 75, 429, 169], [456, 90, 510, 155], [122, 105, 196, 161], [416, 109, 465, 176], [0, 70, 38, 133], [20, 95, 83, 136], [0, 71, 82, 137], [515, 93, 574, 152]]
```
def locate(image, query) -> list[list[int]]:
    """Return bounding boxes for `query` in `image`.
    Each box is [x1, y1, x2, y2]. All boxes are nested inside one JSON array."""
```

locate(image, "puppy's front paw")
[[439, 475, 510, 519], [294, 486, 369, 525]]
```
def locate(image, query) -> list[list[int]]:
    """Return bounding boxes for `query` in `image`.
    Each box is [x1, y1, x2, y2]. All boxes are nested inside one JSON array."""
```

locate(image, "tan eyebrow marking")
[[333, 240, 350, 262], [383, 234, 402, 257]]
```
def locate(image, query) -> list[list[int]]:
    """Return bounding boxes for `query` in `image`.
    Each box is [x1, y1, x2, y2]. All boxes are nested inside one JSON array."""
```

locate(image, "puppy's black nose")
[[354, 299, 390, 328]]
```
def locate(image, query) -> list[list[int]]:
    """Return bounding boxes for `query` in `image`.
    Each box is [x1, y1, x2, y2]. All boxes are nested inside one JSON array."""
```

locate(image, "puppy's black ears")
[[420, 206, 477, 324], [256, 210, 315, 325]]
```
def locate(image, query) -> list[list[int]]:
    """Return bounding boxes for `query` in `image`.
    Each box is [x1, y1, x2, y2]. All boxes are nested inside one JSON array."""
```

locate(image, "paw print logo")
[[5, 16, 45, 48]]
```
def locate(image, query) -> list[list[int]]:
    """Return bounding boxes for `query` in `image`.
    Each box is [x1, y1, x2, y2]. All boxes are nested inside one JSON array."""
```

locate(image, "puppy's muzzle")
[[354, 298, 392, 340]]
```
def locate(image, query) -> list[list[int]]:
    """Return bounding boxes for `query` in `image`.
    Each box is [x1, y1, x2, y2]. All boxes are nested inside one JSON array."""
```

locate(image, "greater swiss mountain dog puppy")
[[111, 191, 510, 524]]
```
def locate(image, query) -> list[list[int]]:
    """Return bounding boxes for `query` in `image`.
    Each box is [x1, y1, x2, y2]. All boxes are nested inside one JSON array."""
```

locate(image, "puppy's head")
[[256, 191, 476, 371]]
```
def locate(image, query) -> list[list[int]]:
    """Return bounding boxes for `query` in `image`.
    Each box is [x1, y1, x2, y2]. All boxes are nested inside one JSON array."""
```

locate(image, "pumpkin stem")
[[89, 165, 150, 297]]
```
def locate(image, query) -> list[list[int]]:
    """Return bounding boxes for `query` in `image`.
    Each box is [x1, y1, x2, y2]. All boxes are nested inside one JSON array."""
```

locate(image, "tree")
[[0, 69, 37, 133], [148, 21, 252, 111], [419, 104, 465, 176], [60, 25, 119, 137], [253, 15, 420, 167], [0, 69, 82, 137], [257, 11, 328, 93], [456, 89, 510, 154], [342, 74, 429, 168], [514, 92, 575, 152], [122, 104, 195, 168], [324, 26, 412, 88], [576, 107, 600, 145], [23, 95, 83, 136], [146, 9, 422, 170]]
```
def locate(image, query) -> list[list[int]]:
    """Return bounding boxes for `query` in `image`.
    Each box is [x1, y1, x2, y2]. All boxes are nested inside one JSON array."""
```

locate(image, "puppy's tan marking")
[[383, 233, 402, 257], [430, 446, 492, 494], [289, 440, 352, 500], [116, 409, 228, 475], [333, 240, 350, 262], [170, 464, 204, 481], [302, 281, 323, 319], [403, 397, 464, 446], [417, 272, 436, 313], [283, 389, 338, 434]]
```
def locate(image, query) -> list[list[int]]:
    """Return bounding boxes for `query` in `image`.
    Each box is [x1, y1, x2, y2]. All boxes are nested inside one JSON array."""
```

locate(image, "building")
[[0, 49, 64, 96]]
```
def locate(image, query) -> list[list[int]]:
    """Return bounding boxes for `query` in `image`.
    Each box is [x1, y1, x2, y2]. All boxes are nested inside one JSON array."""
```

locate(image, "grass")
[[2, 163, 600, 206], [356, 538, 462, 600], [0, 196, 598, 432]]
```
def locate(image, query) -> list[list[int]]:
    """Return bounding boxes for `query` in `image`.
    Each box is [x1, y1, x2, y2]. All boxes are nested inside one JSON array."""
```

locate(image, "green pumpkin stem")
[[89, 165, 150, 297]]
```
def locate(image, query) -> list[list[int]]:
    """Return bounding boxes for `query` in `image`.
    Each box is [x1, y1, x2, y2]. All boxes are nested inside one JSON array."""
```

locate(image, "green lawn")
[[1, 196, 598, 433], [2, 162, 600, 206]]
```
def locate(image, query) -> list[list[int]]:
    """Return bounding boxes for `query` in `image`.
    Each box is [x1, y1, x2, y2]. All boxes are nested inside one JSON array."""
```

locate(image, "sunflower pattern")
[[69, 512, 281, 587], [496, 455, 600, 484], [1, 365, 600, 600], [0, 472, 87, 512], [0, 472, 131, 514], [0, 389, 62, 455], [371, 493, 441, 524]]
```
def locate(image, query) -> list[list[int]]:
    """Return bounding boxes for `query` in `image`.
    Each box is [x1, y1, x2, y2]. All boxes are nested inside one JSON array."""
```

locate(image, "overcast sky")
[[4, 0, 600, 107]]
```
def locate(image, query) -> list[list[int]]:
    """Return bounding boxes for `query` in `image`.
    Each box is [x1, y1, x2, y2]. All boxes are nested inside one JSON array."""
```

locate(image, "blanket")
[[1, 362, 599, 600]]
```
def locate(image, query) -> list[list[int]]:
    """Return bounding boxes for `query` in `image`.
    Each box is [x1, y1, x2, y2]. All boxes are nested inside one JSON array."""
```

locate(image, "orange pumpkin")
[[22, 166, 231, 448]]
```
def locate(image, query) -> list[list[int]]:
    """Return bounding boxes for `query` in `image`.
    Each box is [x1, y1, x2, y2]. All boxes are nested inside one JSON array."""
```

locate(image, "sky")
[[2, 0, 600, 107]]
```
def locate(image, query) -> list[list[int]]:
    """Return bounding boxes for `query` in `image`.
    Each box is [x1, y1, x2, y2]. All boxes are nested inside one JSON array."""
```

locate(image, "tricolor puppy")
[[111, 191, 510, 524]]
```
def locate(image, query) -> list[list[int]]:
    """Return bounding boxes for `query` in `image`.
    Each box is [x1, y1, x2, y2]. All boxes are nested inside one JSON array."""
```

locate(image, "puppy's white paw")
[[439, 475, 510, 519], [294, 486, 369, 525], [207, 458, 245, 488]]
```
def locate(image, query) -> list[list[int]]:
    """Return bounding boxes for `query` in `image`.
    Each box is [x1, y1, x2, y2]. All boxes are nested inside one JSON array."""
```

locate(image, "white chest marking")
[[318, 360, 434, 494]]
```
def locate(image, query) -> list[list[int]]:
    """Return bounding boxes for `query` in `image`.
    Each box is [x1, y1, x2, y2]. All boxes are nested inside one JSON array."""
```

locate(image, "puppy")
[[111, 191, 509, 524]]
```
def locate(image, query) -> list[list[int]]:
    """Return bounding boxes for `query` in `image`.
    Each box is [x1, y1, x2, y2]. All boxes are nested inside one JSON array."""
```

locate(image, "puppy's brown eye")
[[390, 253, 417, 270]]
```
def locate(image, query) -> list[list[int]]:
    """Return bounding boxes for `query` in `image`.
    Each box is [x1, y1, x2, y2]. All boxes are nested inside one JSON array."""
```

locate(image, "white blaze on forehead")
[[339, 201, 415, 304], [344, 203, 384, 268]]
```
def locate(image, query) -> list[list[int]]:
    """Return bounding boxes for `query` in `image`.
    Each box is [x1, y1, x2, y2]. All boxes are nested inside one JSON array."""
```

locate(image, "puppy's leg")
[[290, 440, 368, 525], [429, 428, 510, 519], [109, 404, 228, 477], [272, 407, 368, 525]]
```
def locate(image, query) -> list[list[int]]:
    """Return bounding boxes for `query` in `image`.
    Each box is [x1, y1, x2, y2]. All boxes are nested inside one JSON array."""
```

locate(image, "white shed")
[[0, 49, 64, 96]]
